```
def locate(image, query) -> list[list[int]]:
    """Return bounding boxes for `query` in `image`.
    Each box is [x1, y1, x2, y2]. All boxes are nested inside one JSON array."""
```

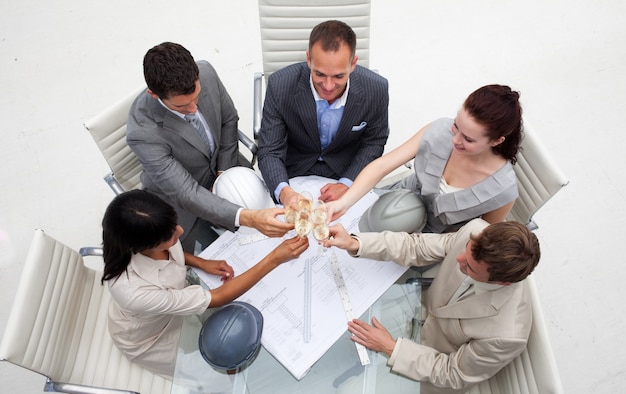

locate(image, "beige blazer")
[[355, 219, 532, 393]]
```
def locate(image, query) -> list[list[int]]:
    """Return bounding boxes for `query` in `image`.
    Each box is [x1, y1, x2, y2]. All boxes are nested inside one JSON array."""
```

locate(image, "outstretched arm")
[[325, 124, 429, 222], [208, 236, 309, 306], [239, 207, 294, 238]]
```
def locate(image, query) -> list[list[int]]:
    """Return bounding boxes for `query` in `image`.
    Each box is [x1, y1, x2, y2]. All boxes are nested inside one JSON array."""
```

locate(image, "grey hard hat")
[[198, 301, 263, 371], [359, 190, 427, 233]]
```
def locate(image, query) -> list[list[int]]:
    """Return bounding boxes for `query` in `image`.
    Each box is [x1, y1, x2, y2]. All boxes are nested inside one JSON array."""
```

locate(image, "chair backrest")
[[258, 0, 371, 79], [84, 87, 145, 194], [506, 122, 569, 229], [254, 0, 372, 138], [0, 229, 172, 393], [467, 276, 563, 394]]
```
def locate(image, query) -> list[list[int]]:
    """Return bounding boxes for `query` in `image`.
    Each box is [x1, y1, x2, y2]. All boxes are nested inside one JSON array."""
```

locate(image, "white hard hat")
[[213, 167, 275, 210], [213, 167, 275, 234], [359, 190, 427, 233]]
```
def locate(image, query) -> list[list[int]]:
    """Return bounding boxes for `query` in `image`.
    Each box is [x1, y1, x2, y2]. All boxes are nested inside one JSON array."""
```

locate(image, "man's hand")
[[322, 224, 359, 252], [319, 183, 348, 202], [240, 207, 294, 237], [279, 186, 300, 208], [347, 317, 397, 356]]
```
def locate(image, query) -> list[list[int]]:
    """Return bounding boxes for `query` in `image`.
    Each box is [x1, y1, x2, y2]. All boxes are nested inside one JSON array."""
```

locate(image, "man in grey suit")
[[257, 20, 389, 207], [127, 42, 291, 253], [326, 219, 541, 393]]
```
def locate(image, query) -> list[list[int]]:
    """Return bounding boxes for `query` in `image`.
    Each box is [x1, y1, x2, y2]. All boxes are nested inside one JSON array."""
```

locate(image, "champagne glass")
[[298, 191, 313, 212], [312, 200, 329, 254], [284, 196, 299, 224], [311, 200, 327, 226], [295, 208, 313, 238]]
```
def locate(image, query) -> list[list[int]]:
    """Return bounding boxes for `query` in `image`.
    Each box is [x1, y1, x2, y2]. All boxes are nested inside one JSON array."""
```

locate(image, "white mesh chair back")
[[466, 276, 563, 393], [84, 87, 145, 194], [507, 122, 569, 229], [0, 229, 172, 393], [258, 0, 371, 79]]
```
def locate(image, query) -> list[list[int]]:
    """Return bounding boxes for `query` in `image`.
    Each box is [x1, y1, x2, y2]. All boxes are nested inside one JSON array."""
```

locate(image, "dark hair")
[[143, 42, 199, 99], [463, 84, 523, 164], [470, 221, 540, 283], [309, 20, 357, 59], [101, 190, 178, 284]]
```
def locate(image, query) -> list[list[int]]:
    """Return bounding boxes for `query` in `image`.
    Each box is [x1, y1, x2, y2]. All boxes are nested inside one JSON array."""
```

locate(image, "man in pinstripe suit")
[[257, 20, 389, 207]]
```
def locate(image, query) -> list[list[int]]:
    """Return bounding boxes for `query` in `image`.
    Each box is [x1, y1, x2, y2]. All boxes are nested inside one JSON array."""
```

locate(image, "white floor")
[[1, 1, 624, 392]]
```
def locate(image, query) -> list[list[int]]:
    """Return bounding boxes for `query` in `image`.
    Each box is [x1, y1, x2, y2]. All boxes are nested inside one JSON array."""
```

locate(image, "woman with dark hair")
[[326, 84, 523, 233], [101, 190, 308, 377]]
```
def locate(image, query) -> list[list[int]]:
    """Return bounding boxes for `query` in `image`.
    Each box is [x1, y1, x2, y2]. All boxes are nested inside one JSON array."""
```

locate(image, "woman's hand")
[[325, 199, 349, 223], [269, 235, 309, 264], [197, 258, 235, 281]]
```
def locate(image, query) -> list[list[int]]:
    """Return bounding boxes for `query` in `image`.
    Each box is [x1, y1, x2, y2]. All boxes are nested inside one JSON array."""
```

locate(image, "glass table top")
[[171, 276, 421, 394]]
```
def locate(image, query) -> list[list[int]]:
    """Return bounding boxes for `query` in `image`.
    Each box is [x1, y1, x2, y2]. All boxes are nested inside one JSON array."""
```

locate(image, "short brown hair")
[[470, 222, 540, 283], [309, 20, 357, 59], [143, 42, 199, 99]]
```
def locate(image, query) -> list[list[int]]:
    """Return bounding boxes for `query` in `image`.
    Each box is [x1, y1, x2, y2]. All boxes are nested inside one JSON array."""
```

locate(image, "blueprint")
[[193, 176, 408, 379]]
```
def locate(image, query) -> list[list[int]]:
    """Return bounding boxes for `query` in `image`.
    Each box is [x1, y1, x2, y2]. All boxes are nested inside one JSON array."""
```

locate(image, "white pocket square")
[[351, 121, 367, 132]]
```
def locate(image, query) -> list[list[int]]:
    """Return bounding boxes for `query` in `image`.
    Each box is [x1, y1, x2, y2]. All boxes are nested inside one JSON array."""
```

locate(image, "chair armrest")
[[237, 130, 257, 155], [104, 173, 125, 195], [238, 130, 258, 167], [45, 378, 139, 394], [253, 72, 264, 139], [79, 246, 103, 257]]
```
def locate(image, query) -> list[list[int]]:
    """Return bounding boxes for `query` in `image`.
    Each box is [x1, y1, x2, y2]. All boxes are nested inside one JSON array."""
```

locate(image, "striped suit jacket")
[[257, 62, 389, 198]]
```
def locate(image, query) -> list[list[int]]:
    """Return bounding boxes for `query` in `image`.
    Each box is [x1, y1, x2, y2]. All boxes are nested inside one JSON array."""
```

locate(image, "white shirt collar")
[[158, 98, 186, 119], [309, 76, 350, 108]]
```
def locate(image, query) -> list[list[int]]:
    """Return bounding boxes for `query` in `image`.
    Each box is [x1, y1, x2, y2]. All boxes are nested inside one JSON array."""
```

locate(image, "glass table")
[[171, 274, 422, 394]]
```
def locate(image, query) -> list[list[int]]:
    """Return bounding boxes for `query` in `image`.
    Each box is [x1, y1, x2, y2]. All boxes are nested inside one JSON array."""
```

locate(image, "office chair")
[[84, 86, 258, 195], [0, 229, 172, 394], [253, 0, 372, 138], [505, 121, 569, 230], [467, 276, 564, 393]]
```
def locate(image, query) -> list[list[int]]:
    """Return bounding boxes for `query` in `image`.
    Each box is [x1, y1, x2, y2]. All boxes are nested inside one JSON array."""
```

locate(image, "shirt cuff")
[[387, 337, 404, 367], [347, 235, 363, 257], [338, 177, 353, 187], [274, 182, 289, 203], [235, 207, 243, 228]]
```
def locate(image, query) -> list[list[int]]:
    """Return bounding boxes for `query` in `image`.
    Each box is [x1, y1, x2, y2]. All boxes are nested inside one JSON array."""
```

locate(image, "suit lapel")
[[335, 74, 363, 142], [294, 66, 322, 150], [197, 87, 220, 156], [433, 284, 517, 319], [151, 98, 214, 161]]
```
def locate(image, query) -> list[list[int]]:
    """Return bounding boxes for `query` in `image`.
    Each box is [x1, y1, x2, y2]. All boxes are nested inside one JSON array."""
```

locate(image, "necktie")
[[185, 113, 215, 154]]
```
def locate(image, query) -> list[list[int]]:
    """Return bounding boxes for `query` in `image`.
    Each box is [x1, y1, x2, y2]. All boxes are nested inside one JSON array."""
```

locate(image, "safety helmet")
[[213, 167, 275, 210], [213, 167, 275, 234], [359, 190, 427, 233], [198, 301, 264, 371]]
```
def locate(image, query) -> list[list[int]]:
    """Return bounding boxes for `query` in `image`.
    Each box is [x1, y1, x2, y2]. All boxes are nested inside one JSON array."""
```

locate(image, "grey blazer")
[[257, 62, 389, 198], [127, 61, 242, 236], [355, 219, 531, 393]]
